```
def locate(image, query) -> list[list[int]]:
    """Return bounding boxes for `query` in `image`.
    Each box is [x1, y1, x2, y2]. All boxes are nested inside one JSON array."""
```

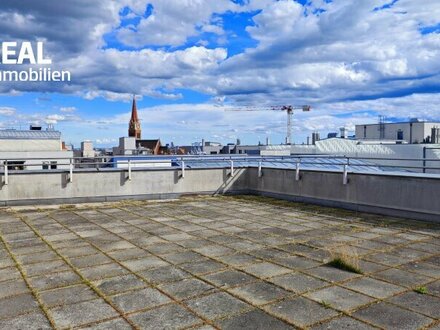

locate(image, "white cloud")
[[0, 107, 16, 116], [116, 0, 238, 47], [0, 0, 439, 144], [60, 106, 76, 113], [45, 114, 65, 124]]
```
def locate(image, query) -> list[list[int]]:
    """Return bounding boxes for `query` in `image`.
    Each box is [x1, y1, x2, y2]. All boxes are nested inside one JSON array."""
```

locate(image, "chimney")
[[340, 127, 346, 139], [312, 132, 320, 145]]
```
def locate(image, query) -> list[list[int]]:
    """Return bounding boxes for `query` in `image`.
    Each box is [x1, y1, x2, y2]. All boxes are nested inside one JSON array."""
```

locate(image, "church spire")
[[128, 95, 141, 139]]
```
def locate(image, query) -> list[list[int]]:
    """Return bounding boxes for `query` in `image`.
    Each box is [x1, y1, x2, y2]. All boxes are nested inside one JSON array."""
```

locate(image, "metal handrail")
[[1, 155, 440, 174], [1, 154, 440, 162]]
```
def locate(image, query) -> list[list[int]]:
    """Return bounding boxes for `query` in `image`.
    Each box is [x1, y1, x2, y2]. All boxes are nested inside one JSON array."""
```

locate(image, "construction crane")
[[224, 104, 311, 145]]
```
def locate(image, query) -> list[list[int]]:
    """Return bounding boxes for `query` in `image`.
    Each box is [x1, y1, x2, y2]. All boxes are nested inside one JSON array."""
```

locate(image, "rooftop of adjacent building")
[[0, 129, 61, 140], [357, 119, 440, 127]]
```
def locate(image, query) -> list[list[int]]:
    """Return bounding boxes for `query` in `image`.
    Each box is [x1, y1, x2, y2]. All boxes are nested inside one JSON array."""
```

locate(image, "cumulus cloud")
[[1, 0, 439, 104], [0, 0, 439, 144], [0, 107, 16, 116], [116, 0, 238, 47], [60, 106, 76, 113]]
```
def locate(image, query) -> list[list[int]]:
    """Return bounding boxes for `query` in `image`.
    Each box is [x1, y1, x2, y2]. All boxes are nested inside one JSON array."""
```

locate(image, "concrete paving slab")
[[310, 316, 376, 330], [0, 293, 39, 319], [49, 299, 118, 328], [202, 269, 258, 288], [388, 291, 440, 319], [305, 265, 360, 283], [373, 268, 432, 287], [426, 280, 440, 297], [162, 251, 206, 265], [193, 245, 236, 258], [353, 302, 433, 330], [214, 253, 261, 267], [264, 296, 338, 328], [120, 256, 169, 272], [228, 281, 291, 305], [107, 247, 150, 261], [92, 274, 147, 295], [217, 309, 293, 329], [0, 279, 29, 299], [274, 255, 321, 270], [0, 267, 21, 283], [69, 253, 113, 269], [79, 263, 129, 281], [28, 270, 82, 291], [399, 261, 440, 278], [110, 287, 171, 313], [39, 284, 98, 307], [129, 303, 203, 329], [159, 278, 216, 300], [180, 259, 226, 275], [343, 276, 405, 299], [185, 292, 251, 320], [243, 262, 292, 278], [78, 317, 133, 329], [305, 286, 375, 312], [138, 265, 191, 285], [0, 311, 52, 330], [21, 260, 70, 277], [269, 272, 329, 293]]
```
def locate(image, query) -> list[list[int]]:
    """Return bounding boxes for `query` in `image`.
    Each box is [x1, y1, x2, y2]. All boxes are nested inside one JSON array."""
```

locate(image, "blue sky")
[[0, 0, 439, 147]]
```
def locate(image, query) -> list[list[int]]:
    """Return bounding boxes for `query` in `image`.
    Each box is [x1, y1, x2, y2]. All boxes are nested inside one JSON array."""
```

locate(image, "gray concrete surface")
[[0, 196, 439, 329]]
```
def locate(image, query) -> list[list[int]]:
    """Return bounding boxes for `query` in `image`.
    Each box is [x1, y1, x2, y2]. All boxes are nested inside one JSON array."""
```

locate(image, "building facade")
[[355, 120, 440, 144], [0, 129, 73, 170]]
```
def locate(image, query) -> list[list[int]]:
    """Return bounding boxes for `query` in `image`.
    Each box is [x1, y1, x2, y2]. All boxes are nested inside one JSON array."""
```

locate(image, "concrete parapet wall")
[[247, 168, 440, 222], [1, 167, 439, 222], [0, 168, 248, 206]]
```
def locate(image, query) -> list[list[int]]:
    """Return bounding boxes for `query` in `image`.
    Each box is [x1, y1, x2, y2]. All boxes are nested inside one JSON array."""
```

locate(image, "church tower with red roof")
[[128, 95, 141, 139]]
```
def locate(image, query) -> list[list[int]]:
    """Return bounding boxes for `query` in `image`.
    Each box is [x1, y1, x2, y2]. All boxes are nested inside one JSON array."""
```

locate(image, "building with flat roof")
[[0, 128, 73, 170], [355, 119, 440, 144], [80, 140, 95, 158]]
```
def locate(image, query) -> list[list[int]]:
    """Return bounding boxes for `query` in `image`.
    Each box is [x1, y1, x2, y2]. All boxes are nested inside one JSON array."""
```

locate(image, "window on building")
[[363, 125, 367, 138], [7, 161, 25, 170], [397, 130, 403, 140], [42, 161, 57, 170]]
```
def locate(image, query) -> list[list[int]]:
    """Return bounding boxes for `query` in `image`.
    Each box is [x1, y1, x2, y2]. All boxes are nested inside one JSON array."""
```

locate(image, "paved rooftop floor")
[[0, 196, 439, 330]]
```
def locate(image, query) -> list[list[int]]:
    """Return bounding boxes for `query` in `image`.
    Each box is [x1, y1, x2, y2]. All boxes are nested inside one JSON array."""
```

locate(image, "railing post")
[[230, 160, 234, 177], [343, 164, 348, 185], [181, 160, 185, 178], [69, 158, 73, 183], [128, 160, 132, 181], [4, 161, 8, 186], [295, 161, 300, 181], [423, 147, 426, 173], [258, 161, 262, 177]]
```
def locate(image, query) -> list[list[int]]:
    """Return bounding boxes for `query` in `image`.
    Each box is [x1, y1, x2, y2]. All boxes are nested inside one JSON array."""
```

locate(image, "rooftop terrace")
[[0, 196, 439, 329]]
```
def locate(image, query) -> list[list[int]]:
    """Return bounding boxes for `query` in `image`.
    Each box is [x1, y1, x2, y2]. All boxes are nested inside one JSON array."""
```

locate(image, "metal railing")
[[1, 154, 440, 186]]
